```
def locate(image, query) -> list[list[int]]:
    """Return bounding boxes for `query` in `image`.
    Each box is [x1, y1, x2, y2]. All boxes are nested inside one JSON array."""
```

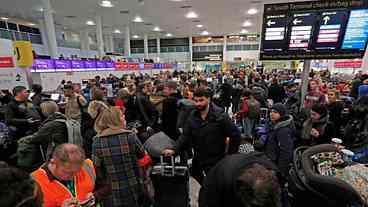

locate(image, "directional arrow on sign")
[[293, 18, 302, 25], [267, 20, 276, 27], [323, 16, 330, 25]]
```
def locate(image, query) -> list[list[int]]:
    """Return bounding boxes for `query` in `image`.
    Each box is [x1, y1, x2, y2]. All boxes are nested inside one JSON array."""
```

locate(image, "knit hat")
[[271, 103, 288, 117], [311, 103, 328, 117]]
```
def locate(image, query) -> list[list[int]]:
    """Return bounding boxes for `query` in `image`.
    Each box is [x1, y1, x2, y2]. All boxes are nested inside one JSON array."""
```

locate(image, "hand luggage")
[[151, 155, 190, 207]]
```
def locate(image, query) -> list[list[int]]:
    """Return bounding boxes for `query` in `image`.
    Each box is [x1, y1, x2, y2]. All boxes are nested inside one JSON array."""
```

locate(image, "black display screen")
[[260, 0, 368, 60]]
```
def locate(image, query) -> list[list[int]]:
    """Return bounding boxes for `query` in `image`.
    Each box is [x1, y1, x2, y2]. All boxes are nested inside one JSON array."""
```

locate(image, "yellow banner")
[[13, 41, 34, 68]]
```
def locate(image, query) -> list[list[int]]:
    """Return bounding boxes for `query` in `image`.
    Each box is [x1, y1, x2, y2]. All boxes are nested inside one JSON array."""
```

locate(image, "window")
[[168, 46, 175, 52], [0, 21, 6, 29], [7, 22, 17, 31], [199, 46, 207, 52], [160, 47, 168, 53]]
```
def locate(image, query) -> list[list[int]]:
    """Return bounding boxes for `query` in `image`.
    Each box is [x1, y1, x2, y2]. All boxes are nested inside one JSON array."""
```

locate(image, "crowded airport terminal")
[[0, 0, 368, 206]]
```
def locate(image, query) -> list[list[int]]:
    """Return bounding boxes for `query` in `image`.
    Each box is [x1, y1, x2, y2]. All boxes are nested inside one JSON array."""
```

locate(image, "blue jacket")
[[264, 115, 295, 177]]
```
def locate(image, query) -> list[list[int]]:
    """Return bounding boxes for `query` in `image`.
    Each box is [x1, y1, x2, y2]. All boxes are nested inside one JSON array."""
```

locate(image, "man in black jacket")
[[199, 152, 282, 207], [268, 78, 286, 104], [161, 81, 182, 141], [125, 81, 158, 141], [5, 86, 41, 140], [163, 87, 241, 184]]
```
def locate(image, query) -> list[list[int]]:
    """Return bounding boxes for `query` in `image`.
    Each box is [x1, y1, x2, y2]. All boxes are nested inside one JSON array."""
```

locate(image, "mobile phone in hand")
[[79, 197, 95, 207]]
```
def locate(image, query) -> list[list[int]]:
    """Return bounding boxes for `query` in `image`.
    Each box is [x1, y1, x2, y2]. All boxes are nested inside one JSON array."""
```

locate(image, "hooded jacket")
[[21, 112, 68, 147], [264, 115, 295, 177], [175, 103, 241, 170], [199, 152, 281, 207]]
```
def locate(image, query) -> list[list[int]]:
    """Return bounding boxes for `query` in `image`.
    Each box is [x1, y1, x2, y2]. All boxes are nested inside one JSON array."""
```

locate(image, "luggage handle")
[[159, 155, 176, 177]]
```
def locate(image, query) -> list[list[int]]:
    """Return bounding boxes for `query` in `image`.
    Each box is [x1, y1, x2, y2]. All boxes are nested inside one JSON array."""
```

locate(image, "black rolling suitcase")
[[151, 155, 190, 207]]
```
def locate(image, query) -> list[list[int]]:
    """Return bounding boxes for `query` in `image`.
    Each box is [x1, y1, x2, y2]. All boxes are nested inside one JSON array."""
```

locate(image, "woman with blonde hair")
[[92, 106, 145, 207]]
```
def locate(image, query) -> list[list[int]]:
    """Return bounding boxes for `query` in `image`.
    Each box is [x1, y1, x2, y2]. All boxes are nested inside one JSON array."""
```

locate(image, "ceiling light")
[[242, 20, 252, 27], [86, 20, 96, 26], [201, 30, 209, 36], [247, 8, 258, 15], [100, 0, 114, 7], [1, 17, 9, 20], [240, 29, 248, 34], [196, 24, 203, 28], [169, 0, 184, 1], [114, 29, 121, 34], [132, 35, 139, 39], [166, 33, 173, 37], [132, 16, 144, 23], [186, 11, 198, 19], [153, 26, 161, 31], [28, 23, 36, 26]]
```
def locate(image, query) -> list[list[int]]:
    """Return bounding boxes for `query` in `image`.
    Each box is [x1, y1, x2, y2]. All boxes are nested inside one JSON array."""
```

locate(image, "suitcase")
[[151, 156, 190, 207]]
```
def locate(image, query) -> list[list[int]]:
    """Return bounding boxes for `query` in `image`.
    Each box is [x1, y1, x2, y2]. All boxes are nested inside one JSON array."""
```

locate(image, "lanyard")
[[65, 180, 76, 197]]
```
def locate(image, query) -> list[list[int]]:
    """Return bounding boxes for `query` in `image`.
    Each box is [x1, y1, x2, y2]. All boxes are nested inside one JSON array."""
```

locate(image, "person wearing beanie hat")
[[301, 103, 336, 146], [265, 102, 295, 177], [271, 103, 288, 118]]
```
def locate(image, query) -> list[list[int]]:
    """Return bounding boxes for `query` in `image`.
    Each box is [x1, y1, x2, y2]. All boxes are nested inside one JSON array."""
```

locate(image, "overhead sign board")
[[260, 0, 368, 60]]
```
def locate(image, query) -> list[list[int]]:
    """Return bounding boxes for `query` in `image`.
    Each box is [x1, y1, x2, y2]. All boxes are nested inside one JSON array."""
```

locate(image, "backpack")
[[247, 98, 261, 120], [55, 119, 83, 147], [176, 99, 196, 130], [77, 96, 94, 134], [344, 115, 368, 148], [252, 86, 267, 107]]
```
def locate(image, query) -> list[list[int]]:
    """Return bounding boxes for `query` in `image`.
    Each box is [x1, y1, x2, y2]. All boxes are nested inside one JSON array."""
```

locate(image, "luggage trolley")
[[151, 155, 190, 207]]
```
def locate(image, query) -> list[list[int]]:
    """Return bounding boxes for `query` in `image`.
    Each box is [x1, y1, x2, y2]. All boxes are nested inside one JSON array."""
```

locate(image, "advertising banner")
[[0, 56, 15, 68]]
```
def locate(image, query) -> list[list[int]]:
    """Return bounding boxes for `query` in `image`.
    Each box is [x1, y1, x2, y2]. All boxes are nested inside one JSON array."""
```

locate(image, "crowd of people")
[[0, 68, 368, 207]]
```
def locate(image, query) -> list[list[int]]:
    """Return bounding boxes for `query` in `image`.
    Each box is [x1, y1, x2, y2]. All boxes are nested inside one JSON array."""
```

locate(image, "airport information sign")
[[260, 0, 368, 60]]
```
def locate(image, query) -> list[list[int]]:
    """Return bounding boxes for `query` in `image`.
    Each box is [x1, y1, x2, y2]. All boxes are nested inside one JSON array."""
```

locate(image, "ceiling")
[[0, 0, 304, 38]]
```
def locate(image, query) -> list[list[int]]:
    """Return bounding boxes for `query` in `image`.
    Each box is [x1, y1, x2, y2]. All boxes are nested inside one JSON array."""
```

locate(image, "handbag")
[[138, 151, 153, 168]]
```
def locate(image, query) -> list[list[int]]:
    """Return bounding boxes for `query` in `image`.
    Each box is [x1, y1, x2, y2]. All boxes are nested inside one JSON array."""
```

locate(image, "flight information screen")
[[260, 0, 368, 60]]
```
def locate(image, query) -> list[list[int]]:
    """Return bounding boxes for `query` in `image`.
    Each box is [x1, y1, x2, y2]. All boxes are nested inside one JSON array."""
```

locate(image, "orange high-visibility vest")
[[32, 159, 96, 207]]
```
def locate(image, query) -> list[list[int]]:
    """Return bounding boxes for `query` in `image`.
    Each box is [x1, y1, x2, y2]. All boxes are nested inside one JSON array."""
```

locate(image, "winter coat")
[[219, 83, 232, 107], [17, 112, 68, 170], [176, 99, 196, 130], [301, 115, 336, 146], [268, 83, 286, 103], [161, 92, 182, 141], [20, 112, 68, 147], [175, 103, 241, 171], [264, 115, 295, 177], [124, 93, 159, 129], [199, 152, 280, 207], [5, 98, 41, 139], [327, 101, 344, 137]]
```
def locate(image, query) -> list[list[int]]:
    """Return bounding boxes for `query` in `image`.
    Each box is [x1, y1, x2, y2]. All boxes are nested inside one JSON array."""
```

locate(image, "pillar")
[[41, 0, 58, 58], [301, 60, 311, 109], [95, 15, 104, 57], [223, 35, 227, 63], [38, 19, 49, 55], [124, 25, 131, 57], [189, 36, 193, 71], [80, 30, 90, 57], [144, 34, 149, 59], [108, 34, 114, 53], [156, 37, 160, 62]]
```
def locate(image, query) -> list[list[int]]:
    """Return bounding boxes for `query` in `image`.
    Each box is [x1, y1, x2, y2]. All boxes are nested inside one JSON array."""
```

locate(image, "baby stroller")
[[288, 144, 366, 207]]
